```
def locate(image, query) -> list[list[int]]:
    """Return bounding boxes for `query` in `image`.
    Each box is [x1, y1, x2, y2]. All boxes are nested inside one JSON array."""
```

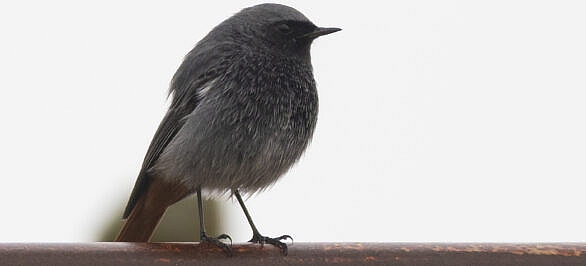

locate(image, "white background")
[[1, 0, 585, 242]]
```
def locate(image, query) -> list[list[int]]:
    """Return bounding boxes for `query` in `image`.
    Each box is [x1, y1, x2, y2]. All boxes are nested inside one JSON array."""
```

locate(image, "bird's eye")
[[276, 23, 292, 34]]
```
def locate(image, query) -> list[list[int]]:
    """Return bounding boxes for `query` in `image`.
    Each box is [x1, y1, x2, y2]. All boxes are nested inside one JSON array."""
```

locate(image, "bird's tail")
[[115, 178, 187, 242], [115, 194, 166, 242]]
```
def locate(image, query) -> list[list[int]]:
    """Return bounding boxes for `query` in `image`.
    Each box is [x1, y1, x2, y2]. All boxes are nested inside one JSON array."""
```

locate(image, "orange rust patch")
[[364, 256, 376, 261]]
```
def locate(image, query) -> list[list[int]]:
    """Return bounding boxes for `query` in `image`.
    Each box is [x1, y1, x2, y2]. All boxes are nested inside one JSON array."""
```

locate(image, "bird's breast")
[[155, 58, 318, 194]]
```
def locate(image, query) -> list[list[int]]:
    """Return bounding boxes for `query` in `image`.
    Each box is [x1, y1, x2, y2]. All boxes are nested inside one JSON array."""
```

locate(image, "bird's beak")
[[301, 27, 342, 39]]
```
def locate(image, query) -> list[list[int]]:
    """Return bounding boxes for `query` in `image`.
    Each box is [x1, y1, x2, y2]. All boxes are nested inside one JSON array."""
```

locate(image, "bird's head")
[[209, 4, 341, 58]]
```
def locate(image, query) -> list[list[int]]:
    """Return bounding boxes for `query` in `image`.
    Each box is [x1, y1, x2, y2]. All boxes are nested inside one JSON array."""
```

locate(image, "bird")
[[115, 3, 340, 255]]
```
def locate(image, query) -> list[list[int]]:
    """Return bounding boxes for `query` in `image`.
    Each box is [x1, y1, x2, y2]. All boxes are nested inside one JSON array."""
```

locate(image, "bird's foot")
[[200, 233, 232, 255], [249, 233, 293, 255]]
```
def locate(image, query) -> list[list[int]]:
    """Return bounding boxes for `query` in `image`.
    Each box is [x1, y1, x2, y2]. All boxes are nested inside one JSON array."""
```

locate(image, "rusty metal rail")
[[2, 242, 586, 265]]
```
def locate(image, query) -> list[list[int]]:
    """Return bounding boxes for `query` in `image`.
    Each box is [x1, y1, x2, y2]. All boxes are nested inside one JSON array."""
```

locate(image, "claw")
[[276, 234, 293, 244], [200, 233, 233, 255], [249, 233, 292, 256], [216, 233, 233, 246]]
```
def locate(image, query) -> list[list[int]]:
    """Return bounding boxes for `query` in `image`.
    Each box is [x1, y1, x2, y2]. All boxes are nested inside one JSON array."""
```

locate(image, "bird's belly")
[[156, 115, 312, 195], [200, 125, 307, 192]]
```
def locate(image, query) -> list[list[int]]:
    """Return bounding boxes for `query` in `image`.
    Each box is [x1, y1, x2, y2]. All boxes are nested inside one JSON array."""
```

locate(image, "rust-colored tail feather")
[[115, 196, 166, 241], [115, 178, 187, 242]]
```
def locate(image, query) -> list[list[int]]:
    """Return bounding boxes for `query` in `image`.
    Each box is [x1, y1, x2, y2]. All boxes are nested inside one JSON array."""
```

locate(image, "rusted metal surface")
[[2, 242, 586, 265]]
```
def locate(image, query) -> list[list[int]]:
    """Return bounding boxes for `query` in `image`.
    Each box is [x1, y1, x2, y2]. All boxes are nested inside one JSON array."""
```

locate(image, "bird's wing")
[[122, 45, 228, 218]]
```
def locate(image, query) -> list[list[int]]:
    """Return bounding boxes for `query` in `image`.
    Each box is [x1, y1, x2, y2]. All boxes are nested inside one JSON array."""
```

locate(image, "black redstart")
[[115, 3, 340, 255]]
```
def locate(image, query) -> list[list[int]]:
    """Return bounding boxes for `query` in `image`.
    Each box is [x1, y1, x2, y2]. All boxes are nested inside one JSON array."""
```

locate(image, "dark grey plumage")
[[117, 4, 339, 252], [153, 5, 319, 192]]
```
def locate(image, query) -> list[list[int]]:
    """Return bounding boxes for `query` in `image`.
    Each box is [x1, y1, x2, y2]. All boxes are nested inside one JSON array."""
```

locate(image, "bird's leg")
[[196, 186, 232, 254], [234, 189, 292, 255]]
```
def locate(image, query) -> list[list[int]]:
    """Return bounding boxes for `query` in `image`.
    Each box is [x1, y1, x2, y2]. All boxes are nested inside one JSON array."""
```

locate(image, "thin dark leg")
[[234, 189, 261, 236], [196, 186, 232, 254], [234, 189, 292, 255], [196, 186, 206, 237]]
